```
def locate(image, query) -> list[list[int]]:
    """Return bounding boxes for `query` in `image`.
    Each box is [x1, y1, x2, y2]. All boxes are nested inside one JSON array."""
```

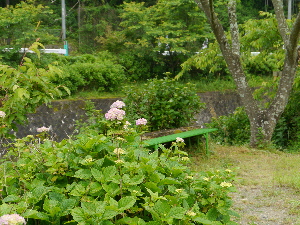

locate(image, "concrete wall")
[[15, 91, 242, 141]]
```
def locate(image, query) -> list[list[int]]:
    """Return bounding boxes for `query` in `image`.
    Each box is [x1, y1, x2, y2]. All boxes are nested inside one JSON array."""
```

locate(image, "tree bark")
[[195, 0, 300, 147]]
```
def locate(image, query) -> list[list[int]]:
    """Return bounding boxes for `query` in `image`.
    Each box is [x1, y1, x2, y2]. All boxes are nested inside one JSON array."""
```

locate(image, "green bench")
[[143, 128, 217, 155]]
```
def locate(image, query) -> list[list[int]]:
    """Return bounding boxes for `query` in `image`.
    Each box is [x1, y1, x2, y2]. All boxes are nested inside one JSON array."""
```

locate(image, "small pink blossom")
[[110, 100, 125, 109], [176, 137, 184, 143], [36, 126, 50, 132], [105, 108, 125, 121], [136, 118, 147, 126], [0, 111, 6, 118], [0, 214, 26, 224], [124, 121, 131, 130]]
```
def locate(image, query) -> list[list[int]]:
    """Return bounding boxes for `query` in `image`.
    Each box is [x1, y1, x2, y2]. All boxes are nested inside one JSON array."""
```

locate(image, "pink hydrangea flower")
[[36, 126, 51, 132], [105, 108, 125, 121], [0, 214, 26, 225], [136, 118, 147, 126], [110, 100, 125, 109]]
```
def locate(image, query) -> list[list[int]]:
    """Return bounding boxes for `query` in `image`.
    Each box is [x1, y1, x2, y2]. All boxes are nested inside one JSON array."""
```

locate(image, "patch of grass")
[[273, 155, 300, 189], [65, 89, 124, 100], [190, 144, 300, 224]]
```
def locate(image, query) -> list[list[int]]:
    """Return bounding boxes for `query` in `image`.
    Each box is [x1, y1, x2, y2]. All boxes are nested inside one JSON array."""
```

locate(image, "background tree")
[[0, 1, 57, 65], [98, 0, 211, 78], [191, 0, 300, 147]]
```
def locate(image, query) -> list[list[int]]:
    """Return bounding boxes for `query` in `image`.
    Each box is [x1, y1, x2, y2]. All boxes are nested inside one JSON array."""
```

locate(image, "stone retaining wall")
[[15, 91, 242, 141]]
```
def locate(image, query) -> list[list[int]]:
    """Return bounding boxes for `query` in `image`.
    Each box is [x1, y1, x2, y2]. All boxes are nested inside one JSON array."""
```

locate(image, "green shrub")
[[0, 101, 238, 224], [117, 52, 153, 81], [273, 87, 300, 151], [124, 78, 206, 131], [206, 107, 250, 146], [51, 52, 127, 95]]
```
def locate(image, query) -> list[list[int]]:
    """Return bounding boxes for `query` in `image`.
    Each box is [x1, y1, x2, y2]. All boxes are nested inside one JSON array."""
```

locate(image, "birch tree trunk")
[[194, 0, 300, 147]]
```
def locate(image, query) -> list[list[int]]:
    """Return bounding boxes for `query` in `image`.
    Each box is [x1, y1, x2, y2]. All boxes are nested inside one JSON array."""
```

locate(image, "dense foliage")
[[124, 78, 206, 131], [51, 52, 126, 94], [0, 42, 68, 141], [0, 101, 237, 224], [206, 107, 250, 146], [206, 89, 300, 151]]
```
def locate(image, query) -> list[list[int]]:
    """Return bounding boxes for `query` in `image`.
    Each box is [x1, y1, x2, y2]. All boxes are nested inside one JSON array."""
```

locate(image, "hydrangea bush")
[[0, 101, 237, 224]]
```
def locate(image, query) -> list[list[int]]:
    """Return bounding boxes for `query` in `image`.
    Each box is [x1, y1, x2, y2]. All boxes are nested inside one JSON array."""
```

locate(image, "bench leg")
[[205, 133, 209, 156]]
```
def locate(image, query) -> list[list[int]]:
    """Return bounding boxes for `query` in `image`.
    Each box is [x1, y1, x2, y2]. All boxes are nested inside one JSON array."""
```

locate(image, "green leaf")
[[103, 166, 118, 182], [118, 196, 136, 211], [91, 168, 104, 182], [23, 210, 49, 221], [71, 207, 86, 223], [15, 87, 30, 100], [89, 182, 103, 195], [102, 182, 119, 197], [0, 203, 14, 214], [43, 198, 61, 216], [2, 194, 21, 203], [153, 200, 170, 216], [116, 216, 146, 225], [69, 184, 86, 196], [102, 209, 119, 220], [144, 182, 161, 193], [74, 169, 92, 179], [168, 207, 186, 219], [159, 177, 181, 185], [206, 207, 219, 221]]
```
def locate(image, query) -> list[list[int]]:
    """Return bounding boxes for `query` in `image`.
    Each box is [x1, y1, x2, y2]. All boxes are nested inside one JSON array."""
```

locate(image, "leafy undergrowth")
[[191, 145, 300, 224]]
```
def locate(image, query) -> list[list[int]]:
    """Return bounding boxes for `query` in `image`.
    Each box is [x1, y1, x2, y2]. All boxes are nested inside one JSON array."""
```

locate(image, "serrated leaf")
[[71, 207, 86, 223], [43, 198, 61, 216], [144, 182, 161, 193], [23, 210, 49, 221], [153, 200, 170, 215], [103, 182, 119, 197], [89, 182, 103, 195], [123, 174, 144, 186], [168, 207, 186, 219], [91, 168, 104, 182], [74, 169, 92, 179], [69, 184, 86, 196], [102, 209, 119, 220], [118, 196, 136, 211], [0, 203, 14, 214], [116, 216, 146, 225], [103, 166, 117, 182], [2, 194, 20, 203]]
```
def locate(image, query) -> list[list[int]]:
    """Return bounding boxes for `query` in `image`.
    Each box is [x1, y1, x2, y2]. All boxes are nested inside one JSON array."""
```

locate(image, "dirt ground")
[[192, 146, 300, 225]]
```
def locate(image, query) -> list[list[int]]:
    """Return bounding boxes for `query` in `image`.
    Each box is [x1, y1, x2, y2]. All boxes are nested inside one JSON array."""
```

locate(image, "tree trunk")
[[195, 0, 300, 148]]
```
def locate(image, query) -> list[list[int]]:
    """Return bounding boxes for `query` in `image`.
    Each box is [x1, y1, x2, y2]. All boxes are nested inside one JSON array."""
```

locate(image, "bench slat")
[[144, 128, 217, 146]]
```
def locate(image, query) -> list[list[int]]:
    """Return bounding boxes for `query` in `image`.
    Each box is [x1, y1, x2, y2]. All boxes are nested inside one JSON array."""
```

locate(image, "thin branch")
[[288, 12, 300, 51], [271, 0, 289, 46]]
